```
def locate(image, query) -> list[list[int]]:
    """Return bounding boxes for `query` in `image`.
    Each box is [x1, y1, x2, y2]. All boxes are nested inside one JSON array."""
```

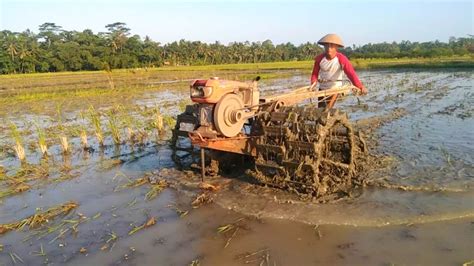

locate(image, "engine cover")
[[195, 103, 219, 138], [198, 104, 214, 127]]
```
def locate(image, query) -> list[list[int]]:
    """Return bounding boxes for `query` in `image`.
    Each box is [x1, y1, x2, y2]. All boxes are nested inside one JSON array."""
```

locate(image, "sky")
[[0, 0, 472, 46]]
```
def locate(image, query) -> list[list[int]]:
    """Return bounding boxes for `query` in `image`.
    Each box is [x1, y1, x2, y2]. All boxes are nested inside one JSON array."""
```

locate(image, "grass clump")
[[34, 122, 48, 156], [0, 201, 78, 235], [88, 105, 104, 146], [78, 111, 89, 149], [9, 122, 26, 162], [59, 135, 69, 154], [107, 108, 122, 145], [119, 174, 168, 201], [128, 217, 156, 235]]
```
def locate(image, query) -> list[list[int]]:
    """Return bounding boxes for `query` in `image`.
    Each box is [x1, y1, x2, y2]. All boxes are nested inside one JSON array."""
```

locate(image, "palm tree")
[[7, 42, 17, 61], [3, 33, 18, 61], [105, 22, 130, 53], [38, 22, 63, 48], [17, 43, 32, 73]]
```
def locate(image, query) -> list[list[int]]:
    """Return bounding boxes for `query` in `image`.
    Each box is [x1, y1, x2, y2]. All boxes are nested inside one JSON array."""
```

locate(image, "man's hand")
[[359, 85, 368, 95]]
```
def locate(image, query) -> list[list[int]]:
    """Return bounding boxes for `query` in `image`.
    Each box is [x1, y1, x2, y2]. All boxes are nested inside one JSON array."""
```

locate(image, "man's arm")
[[310, 54, 324, 85], [337, 53, 367, 94]]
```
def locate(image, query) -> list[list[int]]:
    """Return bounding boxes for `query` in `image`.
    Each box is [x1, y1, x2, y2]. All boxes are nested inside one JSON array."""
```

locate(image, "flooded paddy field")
[[0, 68, 473, 265]]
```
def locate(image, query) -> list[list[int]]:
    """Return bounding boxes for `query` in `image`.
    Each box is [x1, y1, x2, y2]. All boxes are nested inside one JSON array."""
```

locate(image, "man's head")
[[323, 43, 339, 59], [318, 34, 344, 58]]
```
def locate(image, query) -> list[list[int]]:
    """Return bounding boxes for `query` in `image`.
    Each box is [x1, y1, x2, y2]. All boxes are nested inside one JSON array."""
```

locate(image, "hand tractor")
[[172, 77, 366, 198]]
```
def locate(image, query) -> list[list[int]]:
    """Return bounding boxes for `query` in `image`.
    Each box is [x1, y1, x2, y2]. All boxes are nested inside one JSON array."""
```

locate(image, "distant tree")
[[3, 31, 18, 61], [105, 22, 130, 53], [0, 23, 472, 74], [38, 22, 63, 48]]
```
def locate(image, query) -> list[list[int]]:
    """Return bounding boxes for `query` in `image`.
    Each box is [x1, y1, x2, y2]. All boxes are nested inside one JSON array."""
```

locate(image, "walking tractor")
[[172, 77, 367, 198]]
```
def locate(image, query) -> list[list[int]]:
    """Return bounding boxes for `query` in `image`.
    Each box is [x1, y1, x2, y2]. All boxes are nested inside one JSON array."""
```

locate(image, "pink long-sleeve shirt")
[[310, 52, 363, 90]]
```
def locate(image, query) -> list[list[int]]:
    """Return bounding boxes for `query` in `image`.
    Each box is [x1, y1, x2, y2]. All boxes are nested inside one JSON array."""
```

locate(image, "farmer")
[[311, 34, 367, 106]]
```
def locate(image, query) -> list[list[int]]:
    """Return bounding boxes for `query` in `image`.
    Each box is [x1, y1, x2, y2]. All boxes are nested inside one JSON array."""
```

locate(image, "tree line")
[[1, 22, 473, 74]]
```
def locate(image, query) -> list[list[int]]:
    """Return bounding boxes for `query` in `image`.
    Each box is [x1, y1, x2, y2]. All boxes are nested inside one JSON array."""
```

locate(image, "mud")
[[250, 106, 363, 200], [0, 69, 473, 265]]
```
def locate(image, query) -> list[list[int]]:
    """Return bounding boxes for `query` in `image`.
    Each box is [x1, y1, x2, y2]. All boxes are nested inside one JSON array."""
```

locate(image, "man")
[[311, 34, 367, 106]]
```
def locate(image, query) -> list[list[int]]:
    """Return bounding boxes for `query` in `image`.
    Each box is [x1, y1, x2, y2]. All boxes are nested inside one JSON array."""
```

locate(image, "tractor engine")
[[189, 77, 260, 138]]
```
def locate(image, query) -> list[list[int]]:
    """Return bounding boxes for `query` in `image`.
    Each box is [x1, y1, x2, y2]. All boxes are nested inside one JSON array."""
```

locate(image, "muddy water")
[[0, 69, 473, 265]]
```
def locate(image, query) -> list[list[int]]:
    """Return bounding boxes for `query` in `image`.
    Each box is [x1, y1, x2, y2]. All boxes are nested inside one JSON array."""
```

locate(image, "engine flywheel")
[[214, 93, 245, 137]]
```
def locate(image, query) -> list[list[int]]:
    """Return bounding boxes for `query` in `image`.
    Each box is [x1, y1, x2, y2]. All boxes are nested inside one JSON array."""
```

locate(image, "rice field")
[[0, 63, 473, 265]]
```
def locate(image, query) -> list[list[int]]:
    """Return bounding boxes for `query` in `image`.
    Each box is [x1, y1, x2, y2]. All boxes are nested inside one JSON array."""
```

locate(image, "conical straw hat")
[[318, 34, 344, 47]]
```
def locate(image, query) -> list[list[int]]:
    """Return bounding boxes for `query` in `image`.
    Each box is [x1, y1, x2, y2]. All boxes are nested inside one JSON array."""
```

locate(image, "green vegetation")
[[34, 122, 48, 156], [157, 56, 474, 71], [78, 111, 89, 149], [1, 22, 472, 74], [9, 123, 26, 162], [0, 201, 78, 235], [0, 56, 471, 117], [350, 56, 474, 69], [106, 108, 122, 145], [87, 106, 104, 146]]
